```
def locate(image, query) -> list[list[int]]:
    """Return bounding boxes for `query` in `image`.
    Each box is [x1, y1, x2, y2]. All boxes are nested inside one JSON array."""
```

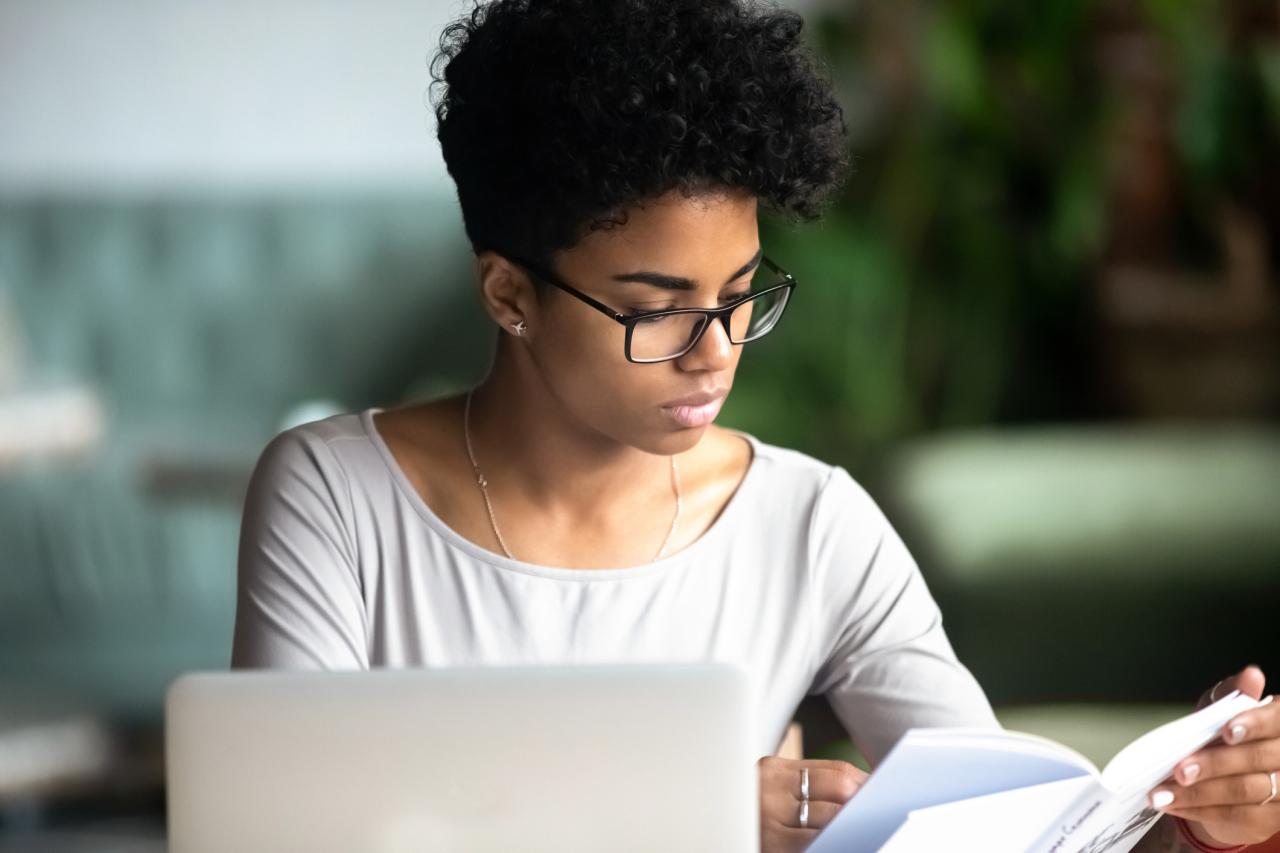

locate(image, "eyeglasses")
[[499, 251, 797, 363]]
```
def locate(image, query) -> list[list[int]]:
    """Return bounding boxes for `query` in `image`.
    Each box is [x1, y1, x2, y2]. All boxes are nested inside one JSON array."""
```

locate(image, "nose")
[[675, 313, 734, 372]]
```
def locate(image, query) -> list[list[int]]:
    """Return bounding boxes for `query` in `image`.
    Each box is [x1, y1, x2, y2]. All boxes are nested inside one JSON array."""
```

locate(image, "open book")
[[807, 690, 1267, 853]]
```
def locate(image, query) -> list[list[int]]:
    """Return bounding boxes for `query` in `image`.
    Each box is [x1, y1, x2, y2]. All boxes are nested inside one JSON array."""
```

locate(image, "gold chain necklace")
[[463, 389, 681, 563]]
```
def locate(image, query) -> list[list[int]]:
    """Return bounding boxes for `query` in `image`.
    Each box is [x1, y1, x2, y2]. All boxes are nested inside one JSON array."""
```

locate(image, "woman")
[[230, 1, 1279, 850]]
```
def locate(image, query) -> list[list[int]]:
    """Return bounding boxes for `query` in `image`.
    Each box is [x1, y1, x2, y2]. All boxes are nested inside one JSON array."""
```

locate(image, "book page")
[[918, 729, 1098, 777], [807, 693, 1265, 853], [1030, 693, 1265, 853], [806, 729, 1096, 853], [880, 776, 1098, 852], [1029, 781, 1164, 853], [1100, 692, 1260, 793]]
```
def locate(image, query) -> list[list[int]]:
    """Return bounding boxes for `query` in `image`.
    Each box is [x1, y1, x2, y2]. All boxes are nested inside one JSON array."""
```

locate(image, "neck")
[[465, 343, 677, 518]]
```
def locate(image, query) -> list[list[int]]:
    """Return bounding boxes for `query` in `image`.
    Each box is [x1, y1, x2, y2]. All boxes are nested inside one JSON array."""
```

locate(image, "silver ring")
[[1210, 679, 1226, 703], [798, 767, 810, 828], [1261, 771, 1278, 807]]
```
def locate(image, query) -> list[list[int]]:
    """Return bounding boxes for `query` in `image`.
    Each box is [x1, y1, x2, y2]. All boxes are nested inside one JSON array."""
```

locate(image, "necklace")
[[463, 388, 681, 563]]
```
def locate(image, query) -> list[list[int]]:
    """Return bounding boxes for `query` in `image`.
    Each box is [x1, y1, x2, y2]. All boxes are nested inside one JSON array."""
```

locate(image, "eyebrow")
[[609, 247, 764, 291]]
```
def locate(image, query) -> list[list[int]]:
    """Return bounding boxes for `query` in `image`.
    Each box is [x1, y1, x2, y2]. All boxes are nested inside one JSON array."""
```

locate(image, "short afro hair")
[[429, 0, 851, 270]]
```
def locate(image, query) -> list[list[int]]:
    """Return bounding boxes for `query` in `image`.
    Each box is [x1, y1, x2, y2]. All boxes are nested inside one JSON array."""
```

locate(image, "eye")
[[626, 309, 674, 324], [625, 290, 751, 319]]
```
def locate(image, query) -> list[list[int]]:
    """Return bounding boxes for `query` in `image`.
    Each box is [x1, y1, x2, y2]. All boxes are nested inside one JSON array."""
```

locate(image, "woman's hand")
[[1148, 665, 1280, 848], [757, 755, 867, 853]]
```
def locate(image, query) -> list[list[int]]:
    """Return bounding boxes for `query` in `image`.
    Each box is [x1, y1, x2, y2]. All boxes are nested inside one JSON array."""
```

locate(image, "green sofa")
[[802, 424, 1280, 768], [0, 193, 484, 726]]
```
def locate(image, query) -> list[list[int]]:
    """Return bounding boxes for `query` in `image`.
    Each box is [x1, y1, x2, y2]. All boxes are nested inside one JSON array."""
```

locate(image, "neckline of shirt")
[[358, 406, 764, 583]]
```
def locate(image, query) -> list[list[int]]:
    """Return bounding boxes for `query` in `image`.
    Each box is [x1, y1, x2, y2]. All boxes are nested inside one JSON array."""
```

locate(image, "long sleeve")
[[807, 465, 1000, 767], [230, 427, 370, 670]]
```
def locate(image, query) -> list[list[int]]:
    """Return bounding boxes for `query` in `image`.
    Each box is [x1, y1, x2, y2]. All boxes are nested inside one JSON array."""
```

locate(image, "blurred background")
[[1, 0, 1277, 849]]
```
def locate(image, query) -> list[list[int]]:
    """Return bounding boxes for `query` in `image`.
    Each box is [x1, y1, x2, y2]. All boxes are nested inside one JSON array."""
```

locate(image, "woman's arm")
[[230, 427, 369, 670], [750, 465, 998, 852], [806, 466, 1000, 767]]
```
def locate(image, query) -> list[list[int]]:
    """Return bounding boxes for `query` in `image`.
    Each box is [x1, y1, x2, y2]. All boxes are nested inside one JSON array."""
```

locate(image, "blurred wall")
[[0, 0, 460, 193], [0, 0, 834, 194]]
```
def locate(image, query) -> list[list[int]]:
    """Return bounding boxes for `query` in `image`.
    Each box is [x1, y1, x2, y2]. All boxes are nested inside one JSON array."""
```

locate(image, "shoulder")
[[249, 401, 467, 520], [726, 430, 899, 583], [728, 428, 880, 521], [247, 410, 373, 503], [257, 410, 366, 465], [235, 413, 374, 585]]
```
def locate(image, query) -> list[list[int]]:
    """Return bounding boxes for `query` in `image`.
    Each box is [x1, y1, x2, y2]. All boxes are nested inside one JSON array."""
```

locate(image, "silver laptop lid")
[[166, 663, 758, 853]]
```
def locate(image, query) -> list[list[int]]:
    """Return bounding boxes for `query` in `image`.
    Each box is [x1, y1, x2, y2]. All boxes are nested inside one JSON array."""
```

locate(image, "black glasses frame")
[[499, 251, 798, 363]]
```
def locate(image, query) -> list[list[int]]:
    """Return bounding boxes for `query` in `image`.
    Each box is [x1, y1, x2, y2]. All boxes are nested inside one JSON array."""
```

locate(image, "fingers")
[[1174, 737, 1280, 786], [1221, 695, 1278, 745], [779, 799, 843, 830], [801, 763, 867, 804], [1198, 666, 1267, 710], [1239, 665, 1267, 699], [758, 756, 867, 837], [1198, 677, 1235, 711], [1151, 770, 1279, 810], [758, 756, 867, 804], [1172, 696, 1278, 785], [762, 825, 822, 853]]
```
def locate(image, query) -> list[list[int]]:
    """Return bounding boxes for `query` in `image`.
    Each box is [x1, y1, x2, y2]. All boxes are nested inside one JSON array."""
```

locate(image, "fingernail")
[[1152, 790, 1175, 809], [1261, 695, 1274, 707], [1180, 763, 1200, 785], [1227, 723, 1246, 743]]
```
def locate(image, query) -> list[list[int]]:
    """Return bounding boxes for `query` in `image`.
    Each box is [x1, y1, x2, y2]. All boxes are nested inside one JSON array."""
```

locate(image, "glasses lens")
[[627, 268, 793, 362], [727, 285, 789, 343], [629, 312, 708, 362]]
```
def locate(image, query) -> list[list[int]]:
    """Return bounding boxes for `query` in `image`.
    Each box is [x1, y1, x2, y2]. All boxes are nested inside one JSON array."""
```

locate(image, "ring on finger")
[[799, 766, 810, 828], [1210, 679, 1226, 703]]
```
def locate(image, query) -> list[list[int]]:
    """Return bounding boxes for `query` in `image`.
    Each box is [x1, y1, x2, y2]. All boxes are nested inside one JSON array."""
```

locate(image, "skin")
[[372, 188, 1277, 852], [757, 756, 868, 851], [374, 187, 866, 851], [373, 187, 759, 569], [1135, 665, 1280, 850]]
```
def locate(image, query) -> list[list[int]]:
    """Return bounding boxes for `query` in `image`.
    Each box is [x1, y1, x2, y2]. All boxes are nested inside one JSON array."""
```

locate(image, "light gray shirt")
[[231, 407, 1000, 761]]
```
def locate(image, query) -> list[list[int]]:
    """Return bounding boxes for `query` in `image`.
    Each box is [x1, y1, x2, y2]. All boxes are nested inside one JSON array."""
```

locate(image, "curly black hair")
[[429, 0, 851, 271]]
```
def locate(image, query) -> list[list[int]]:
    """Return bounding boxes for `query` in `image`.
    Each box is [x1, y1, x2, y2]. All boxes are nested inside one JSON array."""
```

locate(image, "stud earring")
[[511, 320, 527, 336]]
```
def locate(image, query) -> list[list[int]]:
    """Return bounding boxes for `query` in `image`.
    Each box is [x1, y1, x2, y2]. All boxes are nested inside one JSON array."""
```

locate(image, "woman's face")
[[523, 189, 761, 456]]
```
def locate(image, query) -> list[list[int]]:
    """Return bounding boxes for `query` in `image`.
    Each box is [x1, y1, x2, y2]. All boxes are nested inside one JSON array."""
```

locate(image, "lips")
[[661, 388, 728, 428], [662, 388, 728, 408]]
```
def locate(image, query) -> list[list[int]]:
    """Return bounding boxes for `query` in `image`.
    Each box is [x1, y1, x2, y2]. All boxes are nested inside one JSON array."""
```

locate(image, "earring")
[[510, 320, 527, 336]]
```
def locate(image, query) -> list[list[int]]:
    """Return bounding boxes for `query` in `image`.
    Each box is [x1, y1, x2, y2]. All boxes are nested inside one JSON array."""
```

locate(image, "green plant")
[[722, 0, 1279, 466]]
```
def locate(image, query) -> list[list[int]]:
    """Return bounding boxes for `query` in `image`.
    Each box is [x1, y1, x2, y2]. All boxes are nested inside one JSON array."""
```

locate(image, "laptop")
[[165, 662, 759, 852]]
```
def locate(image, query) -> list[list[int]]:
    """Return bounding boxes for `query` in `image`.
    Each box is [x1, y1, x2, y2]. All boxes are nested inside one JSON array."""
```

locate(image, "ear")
[[476, 251, 538, 339]]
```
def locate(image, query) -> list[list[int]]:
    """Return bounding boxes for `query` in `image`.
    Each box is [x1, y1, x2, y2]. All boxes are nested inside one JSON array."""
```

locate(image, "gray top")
[[231, 407, 1000, 761]]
